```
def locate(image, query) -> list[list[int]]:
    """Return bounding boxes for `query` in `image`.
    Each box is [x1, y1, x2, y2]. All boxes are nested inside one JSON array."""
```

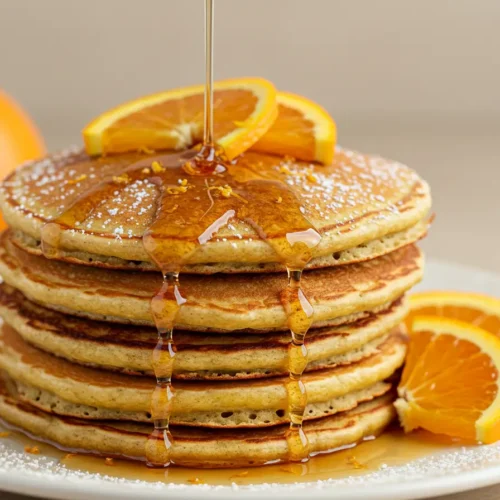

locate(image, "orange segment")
[[396, 316, 500, 443], [407, 291, 500, 336], [251, 91, 336, 165], [83, 77, 278, 160]]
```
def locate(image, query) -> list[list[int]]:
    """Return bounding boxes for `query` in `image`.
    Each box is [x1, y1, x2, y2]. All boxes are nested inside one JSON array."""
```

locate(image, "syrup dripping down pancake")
[[0, 231, 423, 331], [0, 377, 396, 468], [0, 147, 431, 269], [0, 284, 407, 379], [8, 375, 393, 429], [9, 217, 429, 274], [0, 324, 406, 428]]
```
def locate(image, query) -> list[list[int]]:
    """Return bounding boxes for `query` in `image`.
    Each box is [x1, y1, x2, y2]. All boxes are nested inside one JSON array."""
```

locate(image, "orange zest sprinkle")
[[151, 160, 165, 174], [165, 204, 179, 214], [305, 170, 318, 183], [67, 174, 87, 184], [347, 455, 368, 469], [24, 445, 40, 454], [207, 184, 248, 203], [182, 161, 197, 175], [188, 477, 205, 484], [166, 185, 189, 195], [112, 173, 130, 184]]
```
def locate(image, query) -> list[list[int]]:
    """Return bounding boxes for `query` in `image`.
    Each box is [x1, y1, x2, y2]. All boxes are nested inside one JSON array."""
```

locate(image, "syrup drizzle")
[[38, 0, 323, 467], [39, 151, 323, 466], [146, 0, 218, 466]]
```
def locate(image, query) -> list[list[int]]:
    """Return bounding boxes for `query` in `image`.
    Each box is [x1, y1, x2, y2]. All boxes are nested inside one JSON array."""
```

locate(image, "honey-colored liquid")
[[0, 425, 471, 485], [36, 0, 330, 469]]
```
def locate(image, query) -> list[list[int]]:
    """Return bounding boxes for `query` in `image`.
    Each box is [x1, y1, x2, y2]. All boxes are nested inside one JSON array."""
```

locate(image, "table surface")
[[2, 125, 499, 499]]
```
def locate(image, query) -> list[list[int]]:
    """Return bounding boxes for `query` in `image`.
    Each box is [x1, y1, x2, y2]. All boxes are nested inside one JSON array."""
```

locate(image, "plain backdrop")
[[1, 0, 499, 272]]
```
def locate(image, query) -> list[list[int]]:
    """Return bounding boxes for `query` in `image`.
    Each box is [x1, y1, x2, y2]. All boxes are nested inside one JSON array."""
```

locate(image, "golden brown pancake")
[[0, 285, 407, 379], [0, 147, 431, 268], [7, 375, 392, 427], [0, 231, 423, 331], [0, 324, 406, 427], [10, 218, 429, 274], [0, 141, 432, 466], [0, 377, 396, 468]]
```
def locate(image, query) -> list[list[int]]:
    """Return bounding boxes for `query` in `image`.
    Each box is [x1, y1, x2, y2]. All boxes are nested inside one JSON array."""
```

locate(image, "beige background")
[[0, 2, 499, 497], [1, 0, 499, 273]]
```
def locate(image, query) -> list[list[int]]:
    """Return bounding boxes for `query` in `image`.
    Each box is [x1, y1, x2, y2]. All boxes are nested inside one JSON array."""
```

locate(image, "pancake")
[[0, 324, 406, 427], [0, 378, 396, 467], [0, 231, 423, 331], [10, 217, 430, 274], [0, 147, 431, 268], [6, 375, 391, 427], [0, 285, 407, 378]]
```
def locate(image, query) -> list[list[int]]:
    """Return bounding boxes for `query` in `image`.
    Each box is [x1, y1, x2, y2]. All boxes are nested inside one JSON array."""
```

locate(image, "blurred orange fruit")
[[0, 90, 46, 230], [83, 77, 278, 160]]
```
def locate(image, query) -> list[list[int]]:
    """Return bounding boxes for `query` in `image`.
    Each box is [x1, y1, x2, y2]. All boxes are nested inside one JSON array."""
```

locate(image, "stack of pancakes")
[[0, 146, 430, 467]]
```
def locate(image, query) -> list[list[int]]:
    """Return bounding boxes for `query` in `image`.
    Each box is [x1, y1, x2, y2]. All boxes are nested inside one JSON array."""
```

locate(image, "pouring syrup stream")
[[145, 0, 221, 467]]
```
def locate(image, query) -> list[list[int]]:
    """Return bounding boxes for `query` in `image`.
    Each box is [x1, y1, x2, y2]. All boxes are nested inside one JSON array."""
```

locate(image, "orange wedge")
[[82, 77, 278, 160], [251, 91, 336, 165], [407, 291, 500, 336], [396, 316, 500, 443]]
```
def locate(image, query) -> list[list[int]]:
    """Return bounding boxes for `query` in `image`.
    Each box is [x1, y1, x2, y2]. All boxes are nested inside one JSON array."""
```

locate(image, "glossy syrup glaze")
[[44, 96, 336, 471], [39, 0, 327, 465], [38, 133, 324, 466]]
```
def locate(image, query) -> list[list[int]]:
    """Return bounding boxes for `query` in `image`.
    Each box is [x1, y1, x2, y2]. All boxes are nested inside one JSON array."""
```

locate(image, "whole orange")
[[0, 90, 46, 230]]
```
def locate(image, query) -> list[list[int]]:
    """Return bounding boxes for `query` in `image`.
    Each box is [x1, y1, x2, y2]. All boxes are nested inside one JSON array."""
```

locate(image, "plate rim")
[[2, 460, 500, 500]]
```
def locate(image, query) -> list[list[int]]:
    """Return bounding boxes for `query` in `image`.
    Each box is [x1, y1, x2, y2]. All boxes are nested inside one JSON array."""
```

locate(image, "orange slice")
[[251, 91, 336, 165], [396, 316, 500, 443], [407, 291, 500, 336], [82, 77, 278, 160]]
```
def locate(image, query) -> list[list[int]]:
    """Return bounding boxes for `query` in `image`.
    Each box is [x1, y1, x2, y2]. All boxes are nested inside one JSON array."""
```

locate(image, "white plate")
[[1, 258, 500, 500]]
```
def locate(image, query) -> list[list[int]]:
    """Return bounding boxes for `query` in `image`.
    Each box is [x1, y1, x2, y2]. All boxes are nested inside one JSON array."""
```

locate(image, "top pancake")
[[0, 146, 431, 270]]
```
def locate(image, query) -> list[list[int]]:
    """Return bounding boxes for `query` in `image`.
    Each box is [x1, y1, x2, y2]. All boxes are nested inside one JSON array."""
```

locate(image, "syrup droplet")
[[347, 455, 368, 470], [145, 272, 183, 467]]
